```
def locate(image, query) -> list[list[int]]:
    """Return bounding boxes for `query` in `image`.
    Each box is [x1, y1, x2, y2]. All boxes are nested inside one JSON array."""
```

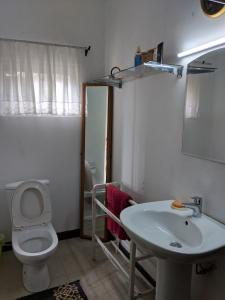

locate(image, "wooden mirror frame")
[[80, 83, 113, 240]]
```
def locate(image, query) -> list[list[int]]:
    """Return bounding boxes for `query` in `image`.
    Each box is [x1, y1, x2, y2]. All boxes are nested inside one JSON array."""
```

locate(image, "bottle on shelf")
[[134, 46, 142, 67]]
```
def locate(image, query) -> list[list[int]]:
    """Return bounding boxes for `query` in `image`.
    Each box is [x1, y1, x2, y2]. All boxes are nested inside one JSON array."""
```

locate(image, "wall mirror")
[[182, 47, 225, 164], [80, 83, 113, 239]]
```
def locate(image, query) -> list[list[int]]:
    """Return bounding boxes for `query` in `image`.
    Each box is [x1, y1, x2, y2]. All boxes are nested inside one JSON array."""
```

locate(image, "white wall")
[[0, 117, 81, 238], [105, 0, 225, 299], [0, 0, 106, 80], [0, 0, 106, 240]]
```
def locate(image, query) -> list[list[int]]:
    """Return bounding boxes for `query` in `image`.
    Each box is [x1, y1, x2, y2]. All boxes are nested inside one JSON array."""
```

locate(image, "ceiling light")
[[177, 36, 225, 58]]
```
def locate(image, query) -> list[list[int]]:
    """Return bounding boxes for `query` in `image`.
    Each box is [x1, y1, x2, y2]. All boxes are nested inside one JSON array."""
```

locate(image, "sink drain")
[[169, 241, 182, 248]]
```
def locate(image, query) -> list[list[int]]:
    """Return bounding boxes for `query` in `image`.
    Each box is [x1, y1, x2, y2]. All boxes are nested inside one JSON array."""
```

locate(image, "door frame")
[[80, 83, 113, 240]]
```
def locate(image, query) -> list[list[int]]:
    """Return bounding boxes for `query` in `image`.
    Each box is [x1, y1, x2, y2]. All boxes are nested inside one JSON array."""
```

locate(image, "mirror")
[[182, 47, 225, 164], [80, 83, 113, 239]]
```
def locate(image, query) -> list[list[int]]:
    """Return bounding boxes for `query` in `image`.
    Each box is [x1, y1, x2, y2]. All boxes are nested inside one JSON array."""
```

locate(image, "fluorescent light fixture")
[[177, 36, 225, 58], [209, 0, 225, 4]]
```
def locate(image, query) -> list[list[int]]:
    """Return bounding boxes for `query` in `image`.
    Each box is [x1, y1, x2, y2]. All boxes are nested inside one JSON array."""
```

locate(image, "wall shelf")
[[93, 61, 184, 88]]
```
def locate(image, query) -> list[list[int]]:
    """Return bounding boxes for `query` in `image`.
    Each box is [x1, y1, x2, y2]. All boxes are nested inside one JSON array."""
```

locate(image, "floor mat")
[[17, 280, 88, 300]]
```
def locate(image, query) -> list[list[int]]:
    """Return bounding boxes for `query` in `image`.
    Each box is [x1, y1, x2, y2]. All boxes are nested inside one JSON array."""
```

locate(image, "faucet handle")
[[191, 196, 202, 205]]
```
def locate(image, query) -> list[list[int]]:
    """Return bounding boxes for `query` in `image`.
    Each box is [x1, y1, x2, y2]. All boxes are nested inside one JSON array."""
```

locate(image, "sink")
[[120, 200, 225, 262], [120, 200, 225, 300]]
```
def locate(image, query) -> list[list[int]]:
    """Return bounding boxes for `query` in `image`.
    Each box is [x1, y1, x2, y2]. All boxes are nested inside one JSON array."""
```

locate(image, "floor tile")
[[0, 238, 155, 300]]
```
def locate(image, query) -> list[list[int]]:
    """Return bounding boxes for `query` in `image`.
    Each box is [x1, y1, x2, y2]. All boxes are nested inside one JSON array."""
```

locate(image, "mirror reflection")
[[82, 85, 112, 238], [182, 48, 225, 164]]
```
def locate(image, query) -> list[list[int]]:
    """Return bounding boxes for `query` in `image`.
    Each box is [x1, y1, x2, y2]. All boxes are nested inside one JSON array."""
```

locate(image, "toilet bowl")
[[5, 180, 58, 292]]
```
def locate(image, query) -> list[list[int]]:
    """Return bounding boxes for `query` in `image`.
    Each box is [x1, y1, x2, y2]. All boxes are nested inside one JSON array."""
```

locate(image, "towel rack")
[[91, 182, 155, 300]]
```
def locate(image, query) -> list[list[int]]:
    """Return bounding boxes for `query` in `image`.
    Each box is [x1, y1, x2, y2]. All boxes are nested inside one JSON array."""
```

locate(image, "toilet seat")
[[12, 181, 51, 229], [12, 223, 58, 259]]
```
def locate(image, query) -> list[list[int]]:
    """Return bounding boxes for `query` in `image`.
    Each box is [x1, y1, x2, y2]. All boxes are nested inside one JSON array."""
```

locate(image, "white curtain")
[[0, 40, 82, 116], [185, 75, 200, 119]]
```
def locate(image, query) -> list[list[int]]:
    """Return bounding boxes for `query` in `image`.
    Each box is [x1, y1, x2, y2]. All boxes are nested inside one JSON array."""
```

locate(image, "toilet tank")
[[5, 179, 50, 218]]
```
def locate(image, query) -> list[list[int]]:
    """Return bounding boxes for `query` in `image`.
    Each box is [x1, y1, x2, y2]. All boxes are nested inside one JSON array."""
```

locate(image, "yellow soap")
[[171, 200, 184, 209]]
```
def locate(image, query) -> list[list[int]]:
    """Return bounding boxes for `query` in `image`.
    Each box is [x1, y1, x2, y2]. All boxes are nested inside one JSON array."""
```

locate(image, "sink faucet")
[[183, 196, 203, 217]]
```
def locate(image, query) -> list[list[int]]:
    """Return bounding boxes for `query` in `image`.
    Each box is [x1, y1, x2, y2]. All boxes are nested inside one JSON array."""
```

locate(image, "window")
[[0, 40, 82, 116]]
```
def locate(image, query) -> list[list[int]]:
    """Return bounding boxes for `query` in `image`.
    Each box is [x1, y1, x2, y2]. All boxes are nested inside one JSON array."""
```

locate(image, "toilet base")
[[23, 263, 50, 292]]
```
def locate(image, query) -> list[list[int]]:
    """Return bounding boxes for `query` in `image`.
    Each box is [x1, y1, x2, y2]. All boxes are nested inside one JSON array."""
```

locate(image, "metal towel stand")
[[92, 182, 155, 300]]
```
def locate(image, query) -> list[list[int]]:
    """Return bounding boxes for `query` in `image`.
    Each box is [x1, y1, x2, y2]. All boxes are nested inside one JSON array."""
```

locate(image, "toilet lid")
[[11, 181, 52, 228]]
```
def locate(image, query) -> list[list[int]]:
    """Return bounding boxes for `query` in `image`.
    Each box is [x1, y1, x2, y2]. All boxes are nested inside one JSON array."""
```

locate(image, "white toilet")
[[5, 179, 58, 293]]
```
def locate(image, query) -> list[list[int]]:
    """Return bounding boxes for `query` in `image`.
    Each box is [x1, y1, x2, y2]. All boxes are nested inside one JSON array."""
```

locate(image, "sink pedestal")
[[156, 259, 192, 300]]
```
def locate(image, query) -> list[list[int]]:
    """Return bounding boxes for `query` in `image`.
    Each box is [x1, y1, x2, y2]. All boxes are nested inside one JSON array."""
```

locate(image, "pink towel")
[[106, 184, 130, 240]]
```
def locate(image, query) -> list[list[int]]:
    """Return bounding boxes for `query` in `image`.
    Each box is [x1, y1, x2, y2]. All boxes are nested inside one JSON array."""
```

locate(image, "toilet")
[[84, 160, 96, 191], [5, 179, 58, 293]]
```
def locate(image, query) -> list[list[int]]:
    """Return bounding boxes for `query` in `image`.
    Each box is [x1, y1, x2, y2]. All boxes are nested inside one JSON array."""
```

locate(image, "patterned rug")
[[17, 281, 88, 300]]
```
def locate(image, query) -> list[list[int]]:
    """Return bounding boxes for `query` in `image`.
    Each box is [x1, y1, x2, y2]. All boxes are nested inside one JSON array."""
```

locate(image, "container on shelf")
[[134, 46, 142, 67]]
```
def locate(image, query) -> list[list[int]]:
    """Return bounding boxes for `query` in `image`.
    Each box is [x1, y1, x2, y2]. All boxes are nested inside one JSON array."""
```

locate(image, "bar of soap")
[[171, 200, 184, 209]]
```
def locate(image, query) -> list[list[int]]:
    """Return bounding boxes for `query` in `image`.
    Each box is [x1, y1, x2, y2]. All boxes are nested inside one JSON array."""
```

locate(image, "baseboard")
[[57, 229, 80, 240], [2, 228, 80, 252], [2, 242, 12, 252]]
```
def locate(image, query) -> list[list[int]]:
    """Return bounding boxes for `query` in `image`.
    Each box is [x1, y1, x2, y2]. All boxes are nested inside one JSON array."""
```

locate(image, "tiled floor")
[[0, 238, 155, 300]]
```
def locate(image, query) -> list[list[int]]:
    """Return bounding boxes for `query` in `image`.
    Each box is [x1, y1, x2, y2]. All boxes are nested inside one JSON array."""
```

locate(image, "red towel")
[[106, 184, 130, 240]]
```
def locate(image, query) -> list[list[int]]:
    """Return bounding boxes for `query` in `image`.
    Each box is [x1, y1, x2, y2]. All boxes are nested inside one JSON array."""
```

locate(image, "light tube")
[[208, 0, 225, 4], [177, 36, 225, 58]]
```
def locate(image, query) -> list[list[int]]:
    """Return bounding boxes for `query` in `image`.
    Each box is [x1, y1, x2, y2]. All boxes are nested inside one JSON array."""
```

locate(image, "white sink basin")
[[121, 200, 225, 262], [120, 200, 225, 300]]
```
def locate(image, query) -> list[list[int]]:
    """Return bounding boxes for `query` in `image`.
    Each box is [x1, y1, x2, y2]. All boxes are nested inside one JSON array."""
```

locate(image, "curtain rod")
[[0, 37, 91, 56]]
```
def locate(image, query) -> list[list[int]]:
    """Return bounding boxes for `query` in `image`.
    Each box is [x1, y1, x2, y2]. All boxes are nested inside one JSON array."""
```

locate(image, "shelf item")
[[93, 61, 184, 88]]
